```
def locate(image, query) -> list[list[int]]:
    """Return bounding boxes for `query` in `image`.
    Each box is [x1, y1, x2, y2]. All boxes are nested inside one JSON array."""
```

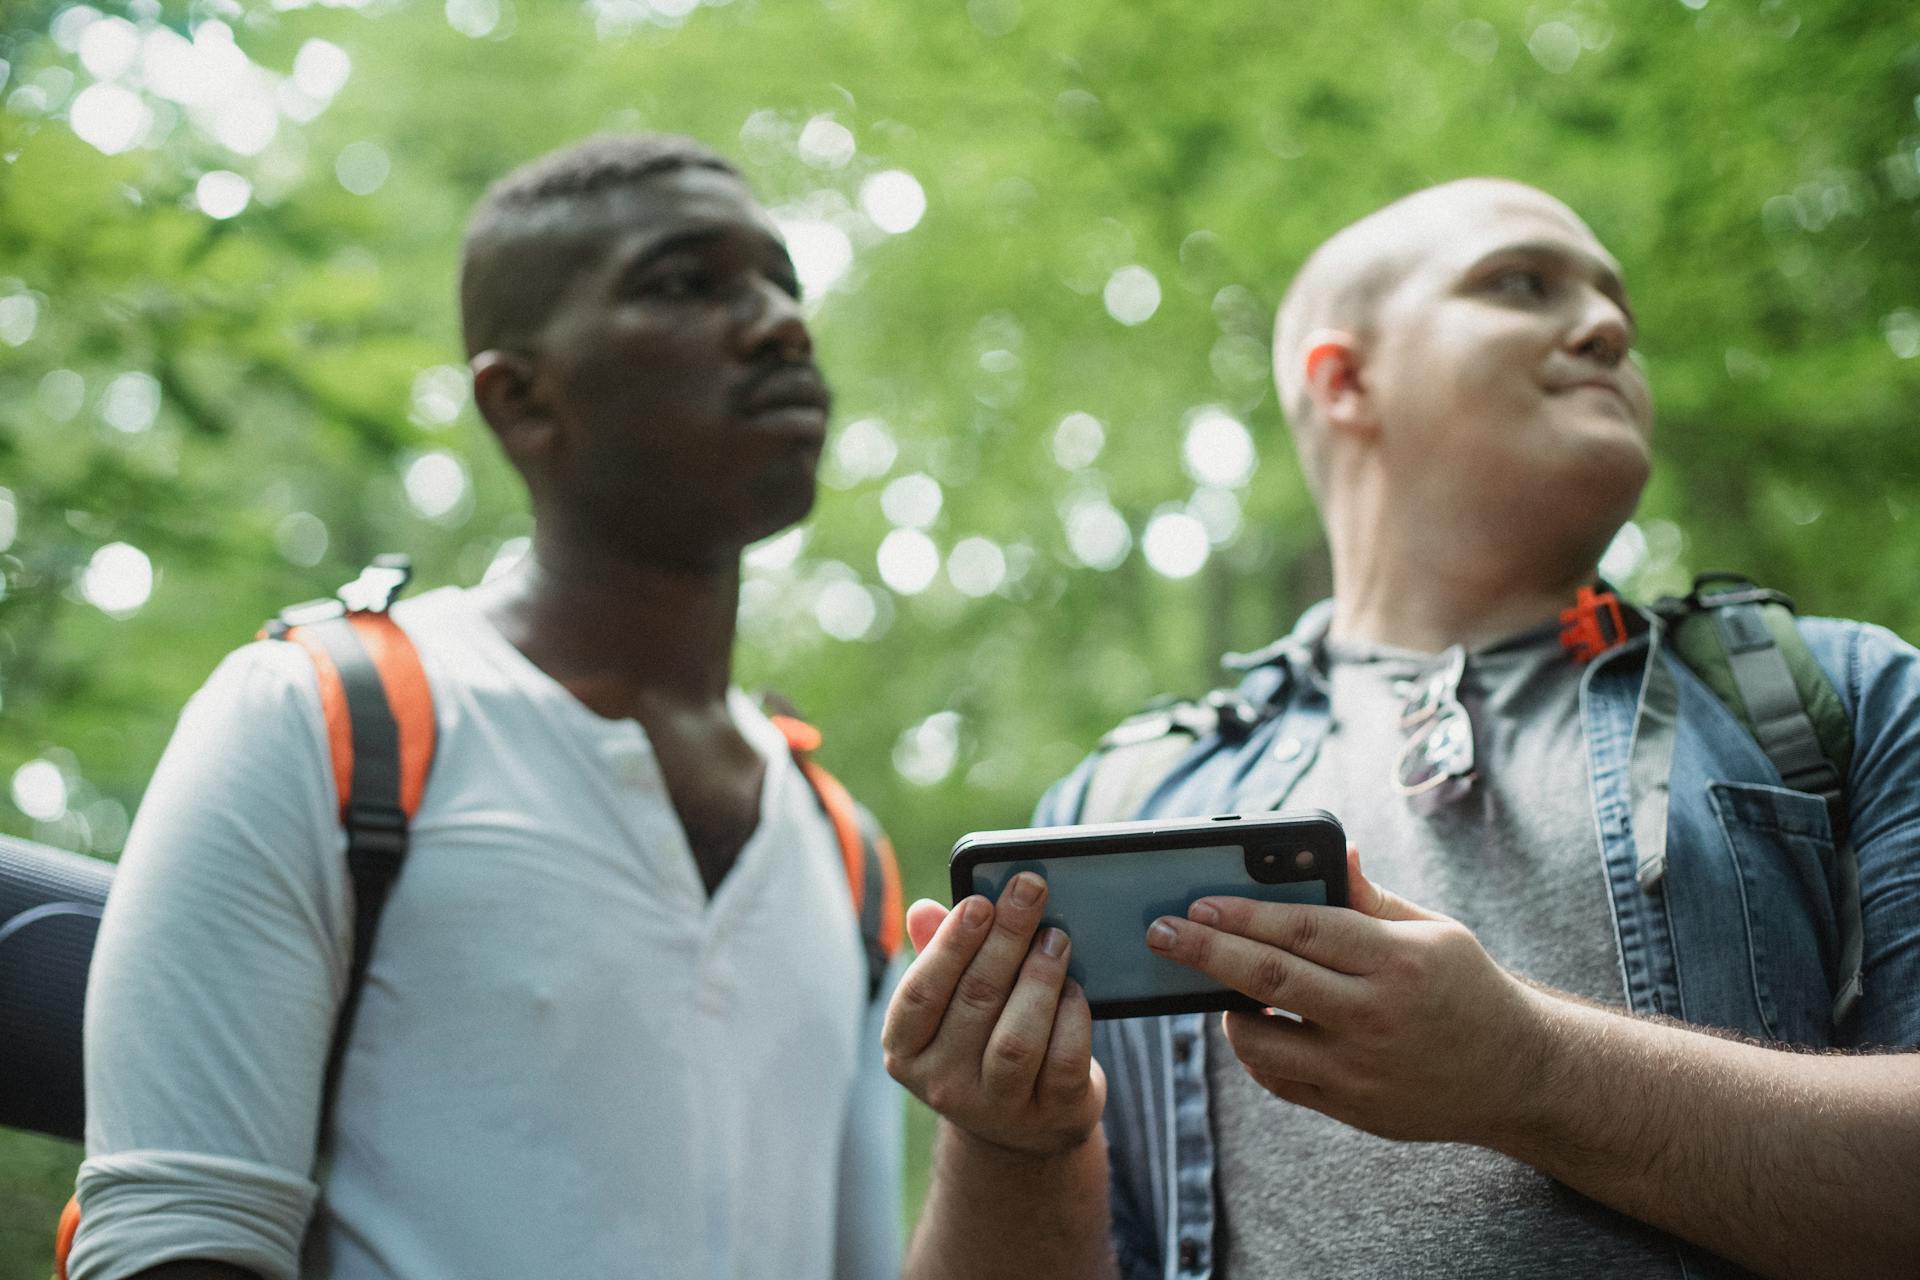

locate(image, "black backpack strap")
[[1653, 572, 1861, 1028], [264, 556, 430, 1139], [299, 614, 411, 1136], [853, 804, 894, 1002]]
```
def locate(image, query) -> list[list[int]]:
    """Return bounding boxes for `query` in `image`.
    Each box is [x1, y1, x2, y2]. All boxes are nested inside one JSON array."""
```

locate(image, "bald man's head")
[[1272, 179, 1593, 495]]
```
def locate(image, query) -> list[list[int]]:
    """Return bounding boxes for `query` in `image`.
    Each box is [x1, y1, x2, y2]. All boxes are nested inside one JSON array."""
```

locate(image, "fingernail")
[[1007, 873, 1043, 908], [959, 897, 990, 928], [1146, 919, 1177, 951], [1039, 927, 1068, 958], [1188, 900, 1220, 926]]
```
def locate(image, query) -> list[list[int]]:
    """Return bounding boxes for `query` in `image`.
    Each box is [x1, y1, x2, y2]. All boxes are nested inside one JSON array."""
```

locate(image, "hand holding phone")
[[950, 810, 1348, 1019]]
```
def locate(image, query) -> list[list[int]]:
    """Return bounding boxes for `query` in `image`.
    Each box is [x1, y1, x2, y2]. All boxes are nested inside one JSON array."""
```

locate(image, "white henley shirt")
[[70, 586, 901, 1280]]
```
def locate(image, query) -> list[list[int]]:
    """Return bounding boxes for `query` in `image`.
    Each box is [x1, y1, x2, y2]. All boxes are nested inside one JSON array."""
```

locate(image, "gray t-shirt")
[[1207, 625, 1689, 1277]]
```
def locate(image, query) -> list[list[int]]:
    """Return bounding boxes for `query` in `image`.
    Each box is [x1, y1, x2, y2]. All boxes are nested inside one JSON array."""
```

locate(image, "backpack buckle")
[[343, 800, 409, 858], [263, 596, 347, 639], [337, 555, 413, 615], [1685, 571, 1797, 615], [1558, 586, 1628, 663]]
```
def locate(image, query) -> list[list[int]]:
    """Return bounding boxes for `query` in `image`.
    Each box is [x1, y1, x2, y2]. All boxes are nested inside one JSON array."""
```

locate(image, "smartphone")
[[949, 810, 1348, 1020]]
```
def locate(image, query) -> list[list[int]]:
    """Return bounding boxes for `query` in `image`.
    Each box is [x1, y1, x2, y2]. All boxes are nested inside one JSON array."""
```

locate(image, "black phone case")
[[949, 811, 1348, 1019]]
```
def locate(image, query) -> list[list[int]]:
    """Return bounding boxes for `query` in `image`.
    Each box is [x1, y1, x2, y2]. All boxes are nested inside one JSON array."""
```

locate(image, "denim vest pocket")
[[1706, 782, 1838, 1045]]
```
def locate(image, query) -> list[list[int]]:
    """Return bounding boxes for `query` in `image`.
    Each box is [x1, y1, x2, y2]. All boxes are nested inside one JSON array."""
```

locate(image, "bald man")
[[888, 180, 1920, 1280]]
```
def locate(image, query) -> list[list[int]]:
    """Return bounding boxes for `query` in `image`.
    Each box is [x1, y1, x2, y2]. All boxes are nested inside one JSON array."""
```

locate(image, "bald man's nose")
[[1567, 290, 1631, 367]]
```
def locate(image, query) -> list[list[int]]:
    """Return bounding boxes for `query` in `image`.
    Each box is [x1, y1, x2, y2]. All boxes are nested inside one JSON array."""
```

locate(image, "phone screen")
[[966, 843, 1329, 1009]]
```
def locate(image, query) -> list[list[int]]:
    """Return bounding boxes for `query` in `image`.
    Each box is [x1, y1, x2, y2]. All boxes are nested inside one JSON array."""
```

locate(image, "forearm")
[[1499, 990, 1920, 1279], [903, 1121, 1119, 1280]]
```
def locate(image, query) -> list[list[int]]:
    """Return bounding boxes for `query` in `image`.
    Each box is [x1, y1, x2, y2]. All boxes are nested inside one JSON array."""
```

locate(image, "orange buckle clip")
[[1559, 587, 1628, 663]]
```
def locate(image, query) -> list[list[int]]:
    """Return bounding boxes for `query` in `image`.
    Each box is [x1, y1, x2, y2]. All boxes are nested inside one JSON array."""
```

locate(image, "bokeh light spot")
[[1063, 497, 1131, 570], [52, 6, 103, 54], [78, 16, 140, 79], [1527, 21, 1581, 73], [798, 115, 855, 169], [1884, 309, 1920, 360], [275, 511, 330, 567], [293, 38, 352, 100], [877, 527, 939, 595], [1599, 520, 1648, 582], [68, 81, 152, 154], [778, 217, 853, 296], [947, 537, 1007, 597], [101, 370, 161, 432], [745, 525, 805, 572], [815, 580, 878, 640], [410, 364, 469, 426], [1104, 265, 1161, 326], [82, 541, 155, 616], [11, 760, 69, 823], [1448, 19, 1499, 65], [403, 451, 470, 521], [1142, 509, 1210, 579], [195, 169, 252, 218], [1188, 486, 1243, 546], [38, 370, 85, 422], [894, 711, 961, 786], [445, 0, 501, 37], [336, 140, 391, 195], [1182, 406, 1257, 488], [881, 472, 943, 529], [0, 291, 41, 347], [828, 417, 897, 486], [859, 169, 926, 234], [1050, 411, 1104, 470]]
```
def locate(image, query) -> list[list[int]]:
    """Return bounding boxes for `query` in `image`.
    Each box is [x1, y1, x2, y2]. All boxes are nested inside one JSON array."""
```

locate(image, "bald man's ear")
[[1300, 329, 1376, 439], [470, 349, 555, 473]]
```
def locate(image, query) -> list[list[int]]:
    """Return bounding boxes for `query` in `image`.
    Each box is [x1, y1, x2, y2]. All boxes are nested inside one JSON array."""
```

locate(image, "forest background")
[[2, 0, 1918, 1273]]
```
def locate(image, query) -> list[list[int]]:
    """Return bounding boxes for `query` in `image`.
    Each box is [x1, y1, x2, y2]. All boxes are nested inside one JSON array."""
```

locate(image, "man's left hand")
[[1145, 846, 1561, 1148]]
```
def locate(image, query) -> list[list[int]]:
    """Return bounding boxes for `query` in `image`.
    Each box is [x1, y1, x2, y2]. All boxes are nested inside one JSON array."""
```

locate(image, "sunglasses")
[[1393, 645, 1476, 800]]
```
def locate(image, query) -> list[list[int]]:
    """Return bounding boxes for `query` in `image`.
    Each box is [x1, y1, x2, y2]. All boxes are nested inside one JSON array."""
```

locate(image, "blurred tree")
[[2, 0, 1918, 1273]]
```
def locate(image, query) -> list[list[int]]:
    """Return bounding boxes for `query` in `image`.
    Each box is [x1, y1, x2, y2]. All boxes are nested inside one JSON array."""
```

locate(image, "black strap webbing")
[[302, 615, 411, 1142], [855, 810, 888, 1002]]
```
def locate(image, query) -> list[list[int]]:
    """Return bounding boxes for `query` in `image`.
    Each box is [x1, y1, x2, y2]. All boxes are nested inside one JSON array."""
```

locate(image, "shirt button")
[[1271, 736, 1302, 762], [1173, 1035, 1193, 1064], [1178, 1239, 1203, 1272]]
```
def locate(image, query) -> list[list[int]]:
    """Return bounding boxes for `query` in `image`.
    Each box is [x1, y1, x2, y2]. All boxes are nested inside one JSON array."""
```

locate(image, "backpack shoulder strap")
[[1652, 571, 1861, 1026], [768, 713, 904, 1002], [262, 556, 435, 1131], [1654, 572, 1851, 807], [57, 559, 436, 1280], [1077, 690, 1256, 823]]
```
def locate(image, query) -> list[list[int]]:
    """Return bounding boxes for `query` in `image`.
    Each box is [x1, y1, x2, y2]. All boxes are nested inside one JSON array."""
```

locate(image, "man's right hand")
[[881, 873, 1106, 1157]]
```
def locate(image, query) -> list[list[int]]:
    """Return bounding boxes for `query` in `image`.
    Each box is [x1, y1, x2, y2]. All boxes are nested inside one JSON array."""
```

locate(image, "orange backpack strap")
[[769, 714, 904, 1000], [53, 1192, 79, 1279], [261, 556, 435, 1135], [58, 560, 437, 1280]]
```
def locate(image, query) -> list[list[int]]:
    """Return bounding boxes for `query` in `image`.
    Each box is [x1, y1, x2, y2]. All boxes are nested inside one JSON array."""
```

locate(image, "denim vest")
[[1035, 605, 1920, 1280]]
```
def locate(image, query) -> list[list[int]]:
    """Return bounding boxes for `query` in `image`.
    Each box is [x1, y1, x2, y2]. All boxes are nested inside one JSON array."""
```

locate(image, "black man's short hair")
[[459, 133, 742, 357]]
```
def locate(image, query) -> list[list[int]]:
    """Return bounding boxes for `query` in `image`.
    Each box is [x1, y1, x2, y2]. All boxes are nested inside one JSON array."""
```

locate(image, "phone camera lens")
[[1294, 850, 1315, 870]]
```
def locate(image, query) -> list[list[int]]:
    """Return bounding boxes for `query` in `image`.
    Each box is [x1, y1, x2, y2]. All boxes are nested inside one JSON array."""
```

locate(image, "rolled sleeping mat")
[[0, 833, 111, 1142]]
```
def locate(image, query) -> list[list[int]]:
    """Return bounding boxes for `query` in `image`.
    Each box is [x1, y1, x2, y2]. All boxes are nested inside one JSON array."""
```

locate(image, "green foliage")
[[3, 0, 1920, 1272]]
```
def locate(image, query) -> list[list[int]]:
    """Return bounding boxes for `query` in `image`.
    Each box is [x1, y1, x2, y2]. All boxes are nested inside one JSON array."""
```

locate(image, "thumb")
[[905, 898, 950, 953], [1347, 845, 1444, 923]]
